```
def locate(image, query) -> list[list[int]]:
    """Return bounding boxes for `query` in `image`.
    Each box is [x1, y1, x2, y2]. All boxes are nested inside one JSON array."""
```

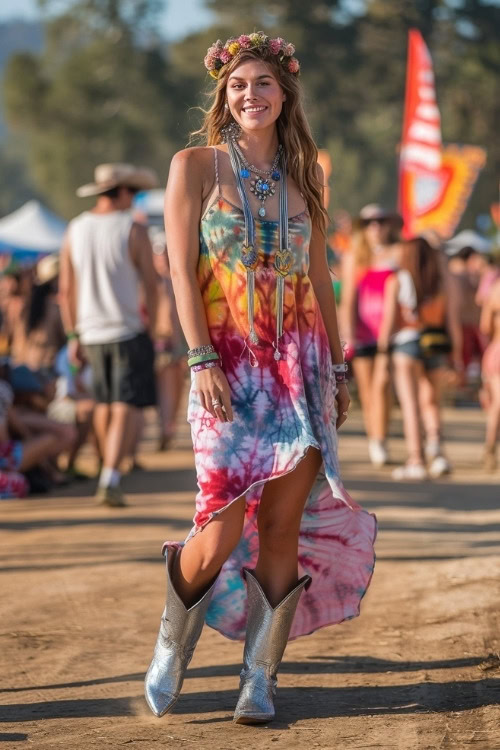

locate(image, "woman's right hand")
[[194, 366, 233, 422]]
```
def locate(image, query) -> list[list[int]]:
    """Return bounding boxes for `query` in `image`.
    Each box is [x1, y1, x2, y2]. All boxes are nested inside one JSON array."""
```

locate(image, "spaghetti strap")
[[212, 146, 222, 197]]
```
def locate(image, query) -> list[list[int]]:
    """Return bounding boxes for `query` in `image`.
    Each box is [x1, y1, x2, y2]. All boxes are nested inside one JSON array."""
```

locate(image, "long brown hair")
[[400, 237, 443, 305], [191, 47, 328, 233]]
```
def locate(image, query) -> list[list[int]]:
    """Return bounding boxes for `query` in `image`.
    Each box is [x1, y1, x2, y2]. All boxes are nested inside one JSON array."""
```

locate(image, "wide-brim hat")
[[35, 253, 60, 285], [76, 163, 159, 198], [444, 229, 493, 256], [353, 203, 404, 229]]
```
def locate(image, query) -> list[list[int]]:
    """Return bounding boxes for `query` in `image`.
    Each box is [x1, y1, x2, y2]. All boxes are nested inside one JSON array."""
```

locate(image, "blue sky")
[[0, 0, 214, 40]]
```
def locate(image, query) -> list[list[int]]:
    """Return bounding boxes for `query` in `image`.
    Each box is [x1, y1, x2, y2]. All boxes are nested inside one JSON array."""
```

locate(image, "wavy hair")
[[191, 47, 328, 234]]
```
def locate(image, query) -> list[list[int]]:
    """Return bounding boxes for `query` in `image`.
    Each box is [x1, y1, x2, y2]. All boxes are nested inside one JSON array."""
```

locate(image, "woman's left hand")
[[335, 383, 350, 430]]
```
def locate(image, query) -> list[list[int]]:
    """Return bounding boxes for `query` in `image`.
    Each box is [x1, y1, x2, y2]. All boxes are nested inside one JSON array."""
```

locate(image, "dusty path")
[[1, 407, 499, 749]]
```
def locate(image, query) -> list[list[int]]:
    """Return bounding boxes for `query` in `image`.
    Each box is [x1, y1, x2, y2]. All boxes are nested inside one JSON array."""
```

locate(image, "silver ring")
[[211, 398, 221, 407]]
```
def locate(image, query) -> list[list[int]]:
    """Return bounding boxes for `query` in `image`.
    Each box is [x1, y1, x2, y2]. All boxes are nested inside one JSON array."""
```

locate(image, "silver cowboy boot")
[[145, 546, 217, 717], [233, 568, 311, 724]]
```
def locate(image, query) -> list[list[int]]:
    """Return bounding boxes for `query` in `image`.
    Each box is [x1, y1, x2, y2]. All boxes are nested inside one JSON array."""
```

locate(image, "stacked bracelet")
[[332, 362, 348, 373], [187, 352, 220, 368], [66, 331, 79, 341], [188, 344, 215, 358], [191, 361, 218, 373], [334, 371, 348, 384]]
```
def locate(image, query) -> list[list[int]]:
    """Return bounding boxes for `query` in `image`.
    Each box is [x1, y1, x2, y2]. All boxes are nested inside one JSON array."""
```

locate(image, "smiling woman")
[[144, 31, 377, 726]]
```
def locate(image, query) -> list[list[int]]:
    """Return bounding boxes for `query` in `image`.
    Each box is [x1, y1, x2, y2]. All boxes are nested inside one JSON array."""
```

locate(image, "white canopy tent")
[[0, 200, 67, 261]]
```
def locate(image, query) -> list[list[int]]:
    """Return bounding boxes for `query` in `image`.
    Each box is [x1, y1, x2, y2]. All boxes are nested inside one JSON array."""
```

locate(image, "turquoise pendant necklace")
[[233, 141, 282, 218]]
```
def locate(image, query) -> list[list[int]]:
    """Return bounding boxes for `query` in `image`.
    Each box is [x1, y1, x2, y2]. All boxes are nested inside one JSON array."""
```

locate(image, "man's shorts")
[[0, 440, 23, 471], [84, 332, 157, 407]]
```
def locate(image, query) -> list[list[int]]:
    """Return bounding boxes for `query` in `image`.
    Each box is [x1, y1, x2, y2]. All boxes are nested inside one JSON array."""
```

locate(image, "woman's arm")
[[307, 165, 349, 427], [165, 148, 233, 422]]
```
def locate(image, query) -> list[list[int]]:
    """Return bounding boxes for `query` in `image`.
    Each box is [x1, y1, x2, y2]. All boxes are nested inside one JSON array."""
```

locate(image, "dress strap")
[[212, 147, 222, 197]]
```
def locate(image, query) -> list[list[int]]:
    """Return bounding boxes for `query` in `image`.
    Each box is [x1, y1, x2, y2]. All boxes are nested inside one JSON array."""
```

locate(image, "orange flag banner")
[[398, 30, 486, 239]]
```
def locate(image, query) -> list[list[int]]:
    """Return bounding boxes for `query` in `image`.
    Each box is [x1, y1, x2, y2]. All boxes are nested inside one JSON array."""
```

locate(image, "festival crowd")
[[0, 167, 498, 502]]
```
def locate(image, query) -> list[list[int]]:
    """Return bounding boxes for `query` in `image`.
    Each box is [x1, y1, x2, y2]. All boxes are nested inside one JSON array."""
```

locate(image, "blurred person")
[[48, 345, 96, 479], [151, 236, 187, 450], [145, 33, 375, 725], [341, 203, 402, 466], [9, 255, 66, 374], [446, 240, 490, 382], [59, 163, 159, 507], [480, 277, 500, 470], [377, 237, 462, 479], [0, 370, 73, 495]]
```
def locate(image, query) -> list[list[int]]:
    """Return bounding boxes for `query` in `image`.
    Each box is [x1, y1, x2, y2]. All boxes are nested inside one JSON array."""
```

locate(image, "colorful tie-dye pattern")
[[164, 195, 377, 641]]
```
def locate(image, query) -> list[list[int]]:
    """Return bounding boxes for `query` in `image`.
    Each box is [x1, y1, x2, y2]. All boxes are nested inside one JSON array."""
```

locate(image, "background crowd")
[[0, 190, 498, 500]]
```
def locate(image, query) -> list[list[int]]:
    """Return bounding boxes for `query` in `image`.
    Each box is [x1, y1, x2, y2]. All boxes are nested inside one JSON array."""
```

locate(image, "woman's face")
[[364, 219, 392, 249], [226, 59, 285, 134]]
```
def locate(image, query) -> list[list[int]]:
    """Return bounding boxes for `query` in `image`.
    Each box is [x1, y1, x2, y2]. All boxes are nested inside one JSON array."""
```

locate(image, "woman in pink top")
[[341, 204, 402, 466]]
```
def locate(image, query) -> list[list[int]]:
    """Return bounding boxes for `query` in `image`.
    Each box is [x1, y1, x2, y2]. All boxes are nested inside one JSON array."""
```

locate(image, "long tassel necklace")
[[226, 135, 293, 362]]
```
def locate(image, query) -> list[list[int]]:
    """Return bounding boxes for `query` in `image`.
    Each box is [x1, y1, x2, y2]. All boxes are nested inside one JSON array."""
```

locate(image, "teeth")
[[244, 106, 266, 112]]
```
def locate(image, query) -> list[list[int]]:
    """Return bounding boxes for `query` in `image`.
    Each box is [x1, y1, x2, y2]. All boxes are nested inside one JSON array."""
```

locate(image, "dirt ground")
[[1, 406, 499, 750]]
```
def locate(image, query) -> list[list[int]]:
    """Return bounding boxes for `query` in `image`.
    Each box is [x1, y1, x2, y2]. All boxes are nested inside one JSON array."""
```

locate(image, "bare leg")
[[67, 398, 95, 469], [418, 368, 445, 446], [392, 353, 424, 464], [124, 408, 144, 465], [18, 434, 64, 471], [103, 402, 135, 471], [255, 447, 323, 606], [352, 357, 375, 438], [175, 497, 246, 607], [371, 353, 391, 442], [485, 375, 500, 451], [93, 403, 111, 461]]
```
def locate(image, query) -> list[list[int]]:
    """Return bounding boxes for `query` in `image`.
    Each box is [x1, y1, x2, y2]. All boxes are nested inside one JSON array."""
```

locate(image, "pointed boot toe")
[[144, 676, 178, 717]]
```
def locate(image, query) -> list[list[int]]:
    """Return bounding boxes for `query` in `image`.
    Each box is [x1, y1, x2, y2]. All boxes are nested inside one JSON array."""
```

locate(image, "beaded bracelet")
[[334, 372, 348, 384], [187, 352, 220, 368], [188, 344, 215, 358], [191, 361, 218, 373]]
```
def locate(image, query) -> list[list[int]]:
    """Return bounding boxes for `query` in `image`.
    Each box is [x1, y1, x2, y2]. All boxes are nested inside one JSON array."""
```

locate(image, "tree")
[[3, 0, 178, 217]]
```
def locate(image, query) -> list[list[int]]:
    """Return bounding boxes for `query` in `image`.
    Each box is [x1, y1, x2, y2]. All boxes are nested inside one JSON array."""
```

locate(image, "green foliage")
[[2, 0, 499, 226]]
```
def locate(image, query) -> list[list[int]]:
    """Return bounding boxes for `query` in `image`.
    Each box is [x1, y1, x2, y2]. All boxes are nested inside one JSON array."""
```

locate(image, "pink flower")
[[269, 38, 283, 54], [288, 57, 300, 74], [284, 43, 296, 57], [238, 34, 252, 49], [219, 49, 232, 64], [204, 53, 216, 70]]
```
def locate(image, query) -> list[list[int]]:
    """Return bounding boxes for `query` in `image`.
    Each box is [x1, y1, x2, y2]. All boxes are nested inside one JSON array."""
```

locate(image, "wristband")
[[334, 372, 348, 384], [66, 331, 79, 341], [188, 352, 220, 367], [332, 362, 348, 373], [191, 361, 218, 373]]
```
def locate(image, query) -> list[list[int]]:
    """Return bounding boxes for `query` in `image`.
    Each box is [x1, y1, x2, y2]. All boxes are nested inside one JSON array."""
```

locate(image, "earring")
[[221, 120, 242, 143], [224, 102, 229, 110]]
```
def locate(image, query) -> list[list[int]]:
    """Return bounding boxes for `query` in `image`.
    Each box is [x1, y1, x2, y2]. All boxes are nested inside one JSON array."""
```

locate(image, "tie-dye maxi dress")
[[164, 186, 377, 641]]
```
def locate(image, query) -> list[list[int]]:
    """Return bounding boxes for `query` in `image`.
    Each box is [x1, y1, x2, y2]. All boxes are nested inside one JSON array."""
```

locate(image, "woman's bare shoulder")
[[170, 146, 214, 170]]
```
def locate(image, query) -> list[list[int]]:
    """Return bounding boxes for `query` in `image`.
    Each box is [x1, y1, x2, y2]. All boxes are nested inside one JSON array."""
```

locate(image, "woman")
[[151, 237, 187, 450], [341, 204, 402, 467], [378, 237, 461, 479], [145, 32, 376, 724], [480, 277, 500, 470]]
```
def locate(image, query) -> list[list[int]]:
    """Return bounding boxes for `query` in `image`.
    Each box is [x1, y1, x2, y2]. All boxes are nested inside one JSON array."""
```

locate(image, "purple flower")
[[238, 34, 252, 49], [219, 49, 232, 64], [269, 38, 283, 55]]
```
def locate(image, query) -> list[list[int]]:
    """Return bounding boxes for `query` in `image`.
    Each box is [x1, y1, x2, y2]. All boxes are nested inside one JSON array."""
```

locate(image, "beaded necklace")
[[226, 136, 293, 362]]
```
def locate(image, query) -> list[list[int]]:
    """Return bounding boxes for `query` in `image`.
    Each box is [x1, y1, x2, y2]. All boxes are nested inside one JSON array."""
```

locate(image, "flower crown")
[[204, 32, 300, 80]]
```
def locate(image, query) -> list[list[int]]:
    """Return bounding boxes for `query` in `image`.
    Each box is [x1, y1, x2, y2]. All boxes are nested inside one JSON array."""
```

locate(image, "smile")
[[242, 106, 267, 113]]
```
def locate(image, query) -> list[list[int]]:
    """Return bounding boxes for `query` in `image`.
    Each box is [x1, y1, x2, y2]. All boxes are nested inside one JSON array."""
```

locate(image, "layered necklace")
[[225, 131, 293, 362]]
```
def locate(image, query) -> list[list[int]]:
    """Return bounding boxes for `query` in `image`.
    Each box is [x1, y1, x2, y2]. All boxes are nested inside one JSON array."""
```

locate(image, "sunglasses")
[[362, 217, 390, 227]]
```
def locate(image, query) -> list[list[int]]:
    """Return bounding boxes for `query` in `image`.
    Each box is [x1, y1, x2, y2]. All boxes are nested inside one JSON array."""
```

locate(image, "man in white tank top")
[[59, 163, 159, 506]]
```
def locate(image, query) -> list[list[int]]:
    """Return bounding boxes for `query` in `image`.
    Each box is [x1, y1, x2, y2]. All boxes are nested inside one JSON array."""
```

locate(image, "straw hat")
[[76, 163, 159, 198], [353, 203, 403, 229], [35, 253, 60, 285]]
